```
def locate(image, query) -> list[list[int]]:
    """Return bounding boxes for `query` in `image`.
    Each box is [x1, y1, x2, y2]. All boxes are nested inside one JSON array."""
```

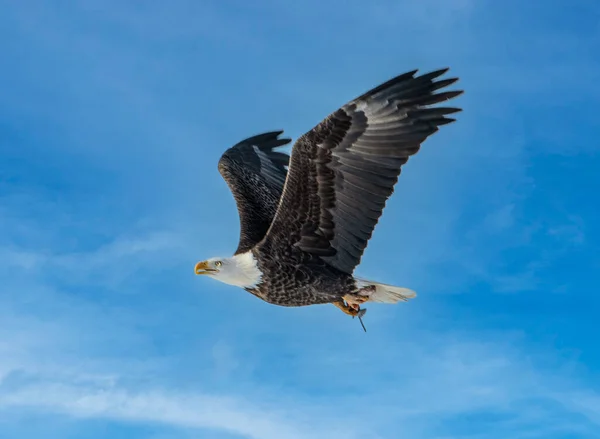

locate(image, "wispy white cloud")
[[547, 215, 585, 246], [0, 230, 188, 295], [1, 324, 599, 439], [0, 383, 356, 439]]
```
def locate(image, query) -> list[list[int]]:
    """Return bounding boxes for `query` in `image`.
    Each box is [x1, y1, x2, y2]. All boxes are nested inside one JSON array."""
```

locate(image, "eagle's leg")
[[332, 300, 363, 317], [343, 291, 371, 309]]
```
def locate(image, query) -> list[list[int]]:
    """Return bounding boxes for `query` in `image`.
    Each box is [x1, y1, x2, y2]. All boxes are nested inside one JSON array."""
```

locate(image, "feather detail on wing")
[[217, 131, 291, 254], [260, 68, 463, 273]]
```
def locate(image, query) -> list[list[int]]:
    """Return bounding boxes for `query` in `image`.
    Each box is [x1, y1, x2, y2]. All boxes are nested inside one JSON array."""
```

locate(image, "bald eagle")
[[195, 68, 462, 324]]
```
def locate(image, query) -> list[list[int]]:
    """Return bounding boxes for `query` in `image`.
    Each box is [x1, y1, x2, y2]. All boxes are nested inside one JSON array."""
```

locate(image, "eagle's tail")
[[354, 278, 417, 303]]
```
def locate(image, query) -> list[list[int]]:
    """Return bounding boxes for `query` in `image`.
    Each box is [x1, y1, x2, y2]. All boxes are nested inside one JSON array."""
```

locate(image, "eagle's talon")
[[333, 300, 364, 317]]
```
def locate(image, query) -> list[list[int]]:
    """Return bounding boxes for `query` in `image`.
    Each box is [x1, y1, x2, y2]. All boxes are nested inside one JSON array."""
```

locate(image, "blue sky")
[[1, 0, 599, 438]]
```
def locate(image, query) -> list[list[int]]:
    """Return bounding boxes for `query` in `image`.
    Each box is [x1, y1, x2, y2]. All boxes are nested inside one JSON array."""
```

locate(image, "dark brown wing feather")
[[218, 131, 291, 254], [259, 68, 463, 273]]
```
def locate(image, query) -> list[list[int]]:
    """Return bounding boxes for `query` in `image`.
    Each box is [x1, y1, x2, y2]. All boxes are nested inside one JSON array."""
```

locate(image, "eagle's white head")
[[194, 252, 262, 289]]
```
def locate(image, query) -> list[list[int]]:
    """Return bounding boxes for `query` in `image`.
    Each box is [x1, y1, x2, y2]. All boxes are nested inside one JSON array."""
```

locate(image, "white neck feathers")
[[216, 252, 263, 289]]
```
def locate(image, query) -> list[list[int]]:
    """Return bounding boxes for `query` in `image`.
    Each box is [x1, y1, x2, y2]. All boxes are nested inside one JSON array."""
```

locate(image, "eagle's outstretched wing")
[[218, 131, 291, 254], [259, 68, 463, 274]]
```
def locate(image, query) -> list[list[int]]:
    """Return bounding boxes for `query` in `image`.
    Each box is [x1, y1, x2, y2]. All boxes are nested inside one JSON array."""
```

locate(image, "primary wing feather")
[[217, 131, 291, 254], [260, 68, 463, 273]]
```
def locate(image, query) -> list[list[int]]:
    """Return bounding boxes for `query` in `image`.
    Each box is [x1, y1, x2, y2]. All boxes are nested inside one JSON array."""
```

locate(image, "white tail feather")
[[355, 278, 417, 304]]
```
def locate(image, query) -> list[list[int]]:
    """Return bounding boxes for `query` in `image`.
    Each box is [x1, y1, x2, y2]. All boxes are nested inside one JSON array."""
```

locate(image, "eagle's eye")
[[215, 261, 222, 268]]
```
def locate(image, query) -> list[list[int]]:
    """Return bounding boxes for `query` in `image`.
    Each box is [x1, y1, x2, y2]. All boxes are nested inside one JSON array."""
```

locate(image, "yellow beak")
[[194, 261, 217, 275]]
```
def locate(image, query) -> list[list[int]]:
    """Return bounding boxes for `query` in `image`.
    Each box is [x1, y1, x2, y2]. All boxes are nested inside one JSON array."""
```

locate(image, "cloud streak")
[[1, 325, 599, 439]]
